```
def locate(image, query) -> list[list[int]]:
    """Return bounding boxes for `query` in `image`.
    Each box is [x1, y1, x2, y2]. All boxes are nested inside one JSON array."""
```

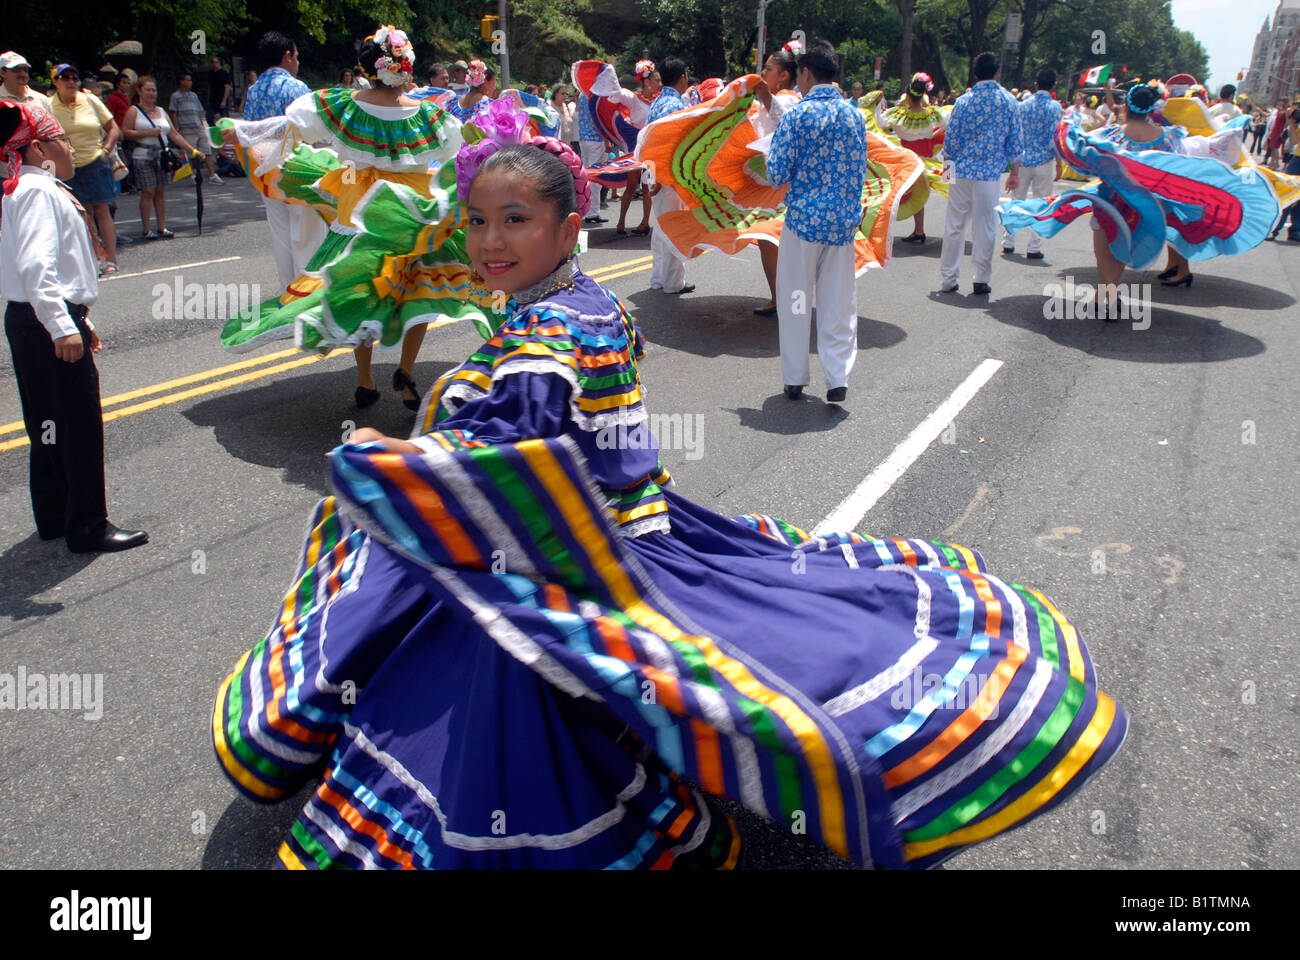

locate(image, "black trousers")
[[4, 300, 108, 545]]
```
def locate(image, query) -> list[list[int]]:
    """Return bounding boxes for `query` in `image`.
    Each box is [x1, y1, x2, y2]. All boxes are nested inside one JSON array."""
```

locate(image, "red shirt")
[[106, 91, 130, 127]]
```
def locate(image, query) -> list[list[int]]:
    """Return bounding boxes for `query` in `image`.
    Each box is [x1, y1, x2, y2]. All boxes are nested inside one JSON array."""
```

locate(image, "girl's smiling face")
[[466, 166, 580, 295]]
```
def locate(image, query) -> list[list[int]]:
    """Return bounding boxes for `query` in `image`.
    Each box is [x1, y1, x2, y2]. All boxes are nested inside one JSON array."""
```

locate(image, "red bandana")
[[1, 100, 66, 194]]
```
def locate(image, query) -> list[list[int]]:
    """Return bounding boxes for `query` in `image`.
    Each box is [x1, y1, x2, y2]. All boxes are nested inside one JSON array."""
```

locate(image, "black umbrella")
[[194, 153, 204, 235]]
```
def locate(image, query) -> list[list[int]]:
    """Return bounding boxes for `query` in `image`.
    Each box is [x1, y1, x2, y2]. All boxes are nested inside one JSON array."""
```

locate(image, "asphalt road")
[[1, 171, 1297, 870]]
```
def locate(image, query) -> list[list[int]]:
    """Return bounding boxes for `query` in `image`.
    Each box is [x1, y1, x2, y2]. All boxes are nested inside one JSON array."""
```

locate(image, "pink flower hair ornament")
[[467, 59, 489, 88], [455, 99, 591, 218], [367, 24, 415, 87], [783, 38, 803, 55], [635, 59, 656, 81]]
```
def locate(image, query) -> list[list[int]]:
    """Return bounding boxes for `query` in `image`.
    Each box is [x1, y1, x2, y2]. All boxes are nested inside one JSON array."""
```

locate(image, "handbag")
[[137, 107, 184, 171], [110, 149, 129, 181]]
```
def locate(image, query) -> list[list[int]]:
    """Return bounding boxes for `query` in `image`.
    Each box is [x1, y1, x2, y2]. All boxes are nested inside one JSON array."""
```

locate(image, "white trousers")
[[579, 140, 606, 169], [649, 188, 687, 292], [940, 176, 1001, 286], [1002, 159, 1055, 253], [264, 196, 328, 293], [775, 230, 858, 388]]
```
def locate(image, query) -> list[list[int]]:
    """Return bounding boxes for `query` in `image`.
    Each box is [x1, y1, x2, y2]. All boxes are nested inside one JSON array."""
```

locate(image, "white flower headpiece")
[[369, 25, 415, 88]]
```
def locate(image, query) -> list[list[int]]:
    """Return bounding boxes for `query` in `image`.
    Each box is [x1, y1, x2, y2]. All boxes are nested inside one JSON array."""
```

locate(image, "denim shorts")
[[68, 153, 116, 207]]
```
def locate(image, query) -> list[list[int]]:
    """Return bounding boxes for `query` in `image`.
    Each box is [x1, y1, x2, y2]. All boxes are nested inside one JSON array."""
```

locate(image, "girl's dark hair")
[[358, 39, 384, 78], [796, 39, 838, 85], [767, 49, 796, 88], [476, 145, 577, 220], [1126, 84, 1158, 115]]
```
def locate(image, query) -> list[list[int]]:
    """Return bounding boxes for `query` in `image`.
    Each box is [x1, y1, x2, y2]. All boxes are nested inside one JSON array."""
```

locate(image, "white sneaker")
[[209, 174, 223, 184]]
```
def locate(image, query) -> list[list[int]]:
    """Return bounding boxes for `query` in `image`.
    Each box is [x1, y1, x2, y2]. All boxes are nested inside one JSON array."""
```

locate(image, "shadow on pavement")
[[183, 362, 455, 494], [0, 533, 95, 621], [726, 393, 851, 435], [627, 292, 906, 359], [202, 787, 312, 869], [985, 295, 1266, 363]]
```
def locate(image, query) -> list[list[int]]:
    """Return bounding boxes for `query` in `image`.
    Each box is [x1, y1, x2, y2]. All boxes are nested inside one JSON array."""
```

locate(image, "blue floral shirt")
[[242, 67, 309, 122], [766, 84, 868, 245], [646, 86, 688, 124], [944, 80, 1024, 180], [577, 92, 599, 142], [1019, 90, 1063, 167]]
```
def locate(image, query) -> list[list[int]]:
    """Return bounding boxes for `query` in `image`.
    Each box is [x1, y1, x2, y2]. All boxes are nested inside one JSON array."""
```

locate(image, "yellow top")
[[48, 91, 113, 167]]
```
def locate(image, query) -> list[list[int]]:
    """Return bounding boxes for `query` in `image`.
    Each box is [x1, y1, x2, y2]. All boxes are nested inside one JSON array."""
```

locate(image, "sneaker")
[[209, 174, 223, 184], [141, 230, 160, 240], [158, 228, 175, 239]]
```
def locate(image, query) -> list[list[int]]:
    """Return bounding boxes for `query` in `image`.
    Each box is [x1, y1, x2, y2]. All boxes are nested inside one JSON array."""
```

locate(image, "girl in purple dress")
[[213, 114, 1127, 869]]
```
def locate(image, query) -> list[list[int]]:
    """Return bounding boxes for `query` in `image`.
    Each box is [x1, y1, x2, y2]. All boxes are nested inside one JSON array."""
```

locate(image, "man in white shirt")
[[1208, 84, 1242, 123], [0, 102, 147, 552]]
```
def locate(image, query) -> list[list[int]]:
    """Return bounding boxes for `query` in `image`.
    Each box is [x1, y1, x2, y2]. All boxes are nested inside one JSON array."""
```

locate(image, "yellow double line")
[[0, 254, 655, 453]]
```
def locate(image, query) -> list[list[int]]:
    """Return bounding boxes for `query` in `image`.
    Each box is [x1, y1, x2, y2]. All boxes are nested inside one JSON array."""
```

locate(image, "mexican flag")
[[1079, 64, 1111, 85]]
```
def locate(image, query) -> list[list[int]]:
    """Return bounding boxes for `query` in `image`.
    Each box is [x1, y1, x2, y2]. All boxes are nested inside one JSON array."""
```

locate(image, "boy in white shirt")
[[0, 102, 147, 552]]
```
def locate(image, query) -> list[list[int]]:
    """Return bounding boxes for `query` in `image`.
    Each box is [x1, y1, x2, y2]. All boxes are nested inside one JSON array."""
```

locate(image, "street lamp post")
[[757, 0, 774, 73], [499, 0, 510, 89]]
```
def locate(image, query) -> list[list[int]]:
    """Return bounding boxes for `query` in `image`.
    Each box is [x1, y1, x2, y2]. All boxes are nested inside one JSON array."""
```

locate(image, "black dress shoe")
[[972, 282, 992, 295], [1156, 265, 1179, 279], [1160, 273, 1193, 288], [900, 233, 926, 243], [784, 384, 803, 400], [355, 385, 381, 408], [392, 368, 421, 411], [38, 525, 65, 541], [68, 523, 149, 554], [826, 386, 847, 403], [669, 283, 696, 294], [1025, 251, 1045, 260]]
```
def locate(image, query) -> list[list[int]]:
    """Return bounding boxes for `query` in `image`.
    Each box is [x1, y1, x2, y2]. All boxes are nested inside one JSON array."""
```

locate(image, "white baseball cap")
[[0, 51, 33, 71]]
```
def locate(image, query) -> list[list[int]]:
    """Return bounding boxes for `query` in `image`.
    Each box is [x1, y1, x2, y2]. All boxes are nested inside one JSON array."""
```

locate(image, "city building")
[[1242, 0, 1300, 103]]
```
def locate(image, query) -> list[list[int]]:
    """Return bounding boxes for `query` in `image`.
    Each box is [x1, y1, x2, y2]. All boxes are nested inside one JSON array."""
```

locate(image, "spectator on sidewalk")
[[105, 72, 131, 126], [0, 52, 49, 108], [169, 72, 220, 184], [939, 51, 1023, 295], [122, 75, 202, 240], [0, 101, 148, 553], [48, 63, 122, 273], [206, 55, 232, 124], [1003, 66, 1061, 259]]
